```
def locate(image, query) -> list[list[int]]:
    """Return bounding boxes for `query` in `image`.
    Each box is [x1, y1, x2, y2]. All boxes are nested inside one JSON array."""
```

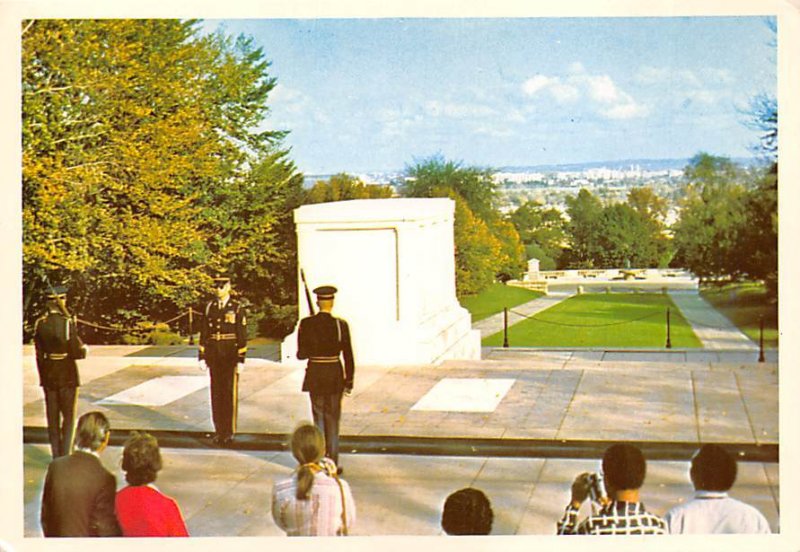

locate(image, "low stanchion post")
[[666, 307, 672, 349], [188, 307, 194, 345], [758, 315, 765, 363], [503, 307, 509, 348]]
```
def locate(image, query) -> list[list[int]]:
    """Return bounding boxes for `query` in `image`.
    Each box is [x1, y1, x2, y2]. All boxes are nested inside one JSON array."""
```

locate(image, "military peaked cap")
[[211, 272, 231, 285], [46, 285, 68, 299], [313, 285, 337, 299]]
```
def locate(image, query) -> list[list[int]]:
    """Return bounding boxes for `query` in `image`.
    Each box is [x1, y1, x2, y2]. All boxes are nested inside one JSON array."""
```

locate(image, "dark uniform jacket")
[[297, 312, 354, 394], [198, 298, 247, 366], [34, 311, 84, 389], [40, 451, 121, 537]]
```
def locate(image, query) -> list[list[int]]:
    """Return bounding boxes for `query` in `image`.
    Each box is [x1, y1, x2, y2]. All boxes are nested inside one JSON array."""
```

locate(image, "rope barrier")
[[75, 310, 191, 333], [508, 308, 663, 328]]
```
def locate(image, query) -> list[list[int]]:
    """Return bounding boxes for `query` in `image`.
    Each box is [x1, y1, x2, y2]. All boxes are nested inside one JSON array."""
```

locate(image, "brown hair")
[[75, 411, 110, 451], [291, 423, 325, 500], [122, 431, 162, 486]]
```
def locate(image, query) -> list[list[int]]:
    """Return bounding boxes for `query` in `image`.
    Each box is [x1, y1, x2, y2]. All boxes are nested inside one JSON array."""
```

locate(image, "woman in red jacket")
[[115, 431, 189, 537]]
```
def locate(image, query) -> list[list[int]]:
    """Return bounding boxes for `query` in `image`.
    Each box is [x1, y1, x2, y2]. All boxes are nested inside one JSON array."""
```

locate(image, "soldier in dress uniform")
[[34, 285, 87, 458], [198, 274, 247, 446], [297, 285, 354, 473]]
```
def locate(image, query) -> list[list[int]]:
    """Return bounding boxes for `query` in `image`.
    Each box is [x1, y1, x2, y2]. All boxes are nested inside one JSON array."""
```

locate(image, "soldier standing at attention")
[[198, 274, 247, 446], [34, 285, 87, 458], [297, 285, 354, 474]]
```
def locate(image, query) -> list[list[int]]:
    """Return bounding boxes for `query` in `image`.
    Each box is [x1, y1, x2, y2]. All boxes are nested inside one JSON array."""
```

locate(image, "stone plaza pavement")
[[21, 343, 779, 537]]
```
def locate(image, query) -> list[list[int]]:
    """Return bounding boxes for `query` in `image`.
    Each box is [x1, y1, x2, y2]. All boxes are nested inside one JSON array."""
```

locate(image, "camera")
[[587, 472, 607, 503]]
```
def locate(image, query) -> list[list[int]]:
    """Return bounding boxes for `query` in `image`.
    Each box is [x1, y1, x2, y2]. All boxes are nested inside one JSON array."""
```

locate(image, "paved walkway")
[[21, 346, 779, 446], [668, 291, 758, 350], [20, 345, 780, 538], [472, 292, 572, 338], [21, 444, 779, 537]]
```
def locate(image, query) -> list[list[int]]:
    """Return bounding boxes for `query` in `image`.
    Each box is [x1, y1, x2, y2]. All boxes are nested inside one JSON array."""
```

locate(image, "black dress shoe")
[[212, 434, 224, 445], [223, 435, 235, 447]]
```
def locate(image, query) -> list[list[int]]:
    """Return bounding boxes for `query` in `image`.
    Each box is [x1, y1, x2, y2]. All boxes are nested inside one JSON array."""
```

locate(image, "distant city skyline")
[[205, 17, 776, 174]]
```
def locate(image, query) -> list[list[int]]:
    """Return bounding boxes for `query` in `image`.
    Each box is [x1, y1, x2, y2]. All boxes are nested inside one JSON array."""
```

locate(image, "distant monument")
[[280, 198, 481, 366], [526, 258, 540, 282]]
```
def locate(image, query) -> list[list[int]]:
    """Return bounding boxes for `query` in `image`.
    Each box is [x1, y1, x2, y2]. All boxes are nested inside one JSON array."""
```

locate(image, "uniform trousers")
[[309, 392, 342, 465], [209, 364, 238, 439], [43, 386, 77, 458]]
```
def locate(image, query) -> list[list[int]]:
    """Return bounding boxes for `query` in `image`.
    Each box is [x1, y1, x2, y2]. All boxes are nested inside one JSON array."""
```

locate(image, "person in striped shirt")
[[557, 443, 666, 535], [271, 423, 356, 536]]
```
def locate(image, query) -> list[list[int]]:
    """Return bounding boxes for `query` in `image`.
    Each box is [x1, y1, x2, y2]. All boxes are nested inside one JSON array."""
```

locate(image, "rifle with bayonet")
[[300, 269, 315, 316]]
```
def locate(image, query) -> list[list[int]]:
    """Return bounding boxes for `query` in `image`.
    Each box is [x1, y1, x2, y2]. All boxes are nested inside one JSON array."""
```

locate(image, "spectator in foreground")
[[115, 431, 189, 537], [557, 443, 666, 535], [271, 423, 356, 536], [665, 443, 771, 533], [441, 487, 494, 535], [40, 411, 121, 537]]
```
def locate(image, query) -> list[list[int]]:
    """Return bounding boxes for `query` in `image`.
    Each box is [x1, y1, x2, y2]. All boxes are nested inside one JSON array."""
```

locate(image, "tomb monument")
[[280, 198, 481, 366]]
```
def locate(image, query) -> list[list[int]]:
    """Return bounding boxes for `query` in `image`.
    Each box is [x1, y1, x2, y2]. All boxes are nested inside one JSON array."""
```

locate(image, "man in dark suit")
[[34, 285, 87, 458], [40, 411, 121, 537], [198, 274, 247, 446], [297, 285, 355, 473]]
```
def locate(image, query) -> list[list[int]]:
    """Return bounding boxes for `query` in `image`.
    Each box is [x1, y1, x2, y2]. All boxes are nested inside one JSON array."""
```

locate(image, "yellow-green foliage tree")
[[305, 173, 393, 203], [400, 155, 525, 296], [22, 19, 303, 339]]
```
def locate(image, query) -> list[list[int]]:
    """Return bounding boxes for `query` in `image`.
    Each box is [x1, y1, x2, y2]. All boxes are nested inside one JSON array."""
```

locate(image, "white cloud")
[[522, 65, 647, 120], [583, 74, 623, 104], [550, 83, 581, 103], [522, 76, 579, 103], [523, 75, 559, 96]]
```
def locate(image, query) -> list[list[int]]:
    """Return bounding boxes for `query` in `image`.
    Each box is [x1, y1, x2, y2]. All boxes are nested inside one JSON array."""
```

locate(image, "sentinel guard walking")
[[297, 285, 355, 474], [34, 285, 87, 458], [198, 274, 247, 446]]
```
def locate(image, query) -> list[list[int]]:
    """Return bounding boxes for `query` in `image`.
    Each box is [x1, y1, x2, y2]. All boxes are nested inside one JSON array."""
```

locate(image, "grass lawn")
[[483, 292, 702, 348], [700, 282, 778, 348], [460, 283, 544, 322]]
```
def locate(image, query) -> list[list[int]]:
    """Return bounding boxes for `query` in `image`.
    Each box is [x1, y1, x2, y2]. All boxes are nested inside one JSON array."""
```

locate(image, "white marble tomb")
[[280, 198, 481, 366]]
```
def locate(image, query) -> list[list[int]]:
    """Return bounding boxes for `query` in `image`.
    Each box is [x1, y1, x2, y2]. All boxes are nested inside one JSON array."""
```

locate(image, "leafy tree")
[[402, 155, 498, 221], [597, 203, 668, 268], [22, 19, 301, 339], [400, 156, 525, 294], [305, 173, 393, 203], [671, 154, 749, 281], [736, 164, 777, 295], [627, 186, 668, 224], [560, 187, 670, 269], [487, 218, 526, 282], [562, 189, 604, 267], [452, 195, 500, 295], [509, 201, 568, 268]]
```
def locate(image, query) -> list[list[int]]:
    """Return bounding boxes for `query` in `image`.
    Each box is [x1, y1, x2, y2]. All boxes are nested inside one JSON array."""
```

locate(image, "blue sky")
[[206, 17, 776, 174]]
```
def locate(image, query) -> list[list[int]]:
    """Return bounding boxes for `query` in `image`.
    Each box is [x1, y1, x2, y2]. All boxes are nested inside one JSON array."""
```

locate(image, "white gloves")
[[198, 359, 207, 371], [237, 362, 245, 374]]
